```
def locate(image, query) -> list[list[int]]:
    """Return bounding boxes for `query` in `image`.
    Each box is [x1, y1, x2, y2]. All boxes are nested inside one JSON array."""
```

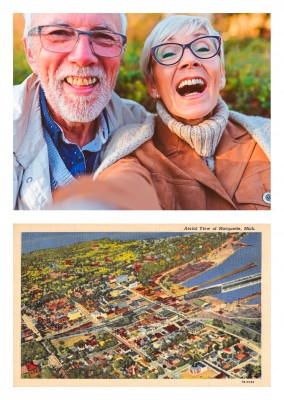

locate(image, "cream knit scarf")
[[156, 97, 229, 171]]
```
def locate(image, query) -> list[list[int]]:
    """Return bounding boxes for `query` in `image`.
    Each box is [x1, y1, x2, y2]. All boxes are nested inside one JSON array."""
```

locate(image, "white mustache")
[[55, 66, 106, 81]]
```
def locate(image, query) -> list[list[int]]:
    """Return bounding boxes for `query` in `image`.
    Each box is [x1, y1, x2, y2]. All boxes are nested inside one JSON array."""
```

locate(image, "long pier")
[[198, 263, 257, 288], [185, 273, 261, 300], [222, 273, 261, 292]]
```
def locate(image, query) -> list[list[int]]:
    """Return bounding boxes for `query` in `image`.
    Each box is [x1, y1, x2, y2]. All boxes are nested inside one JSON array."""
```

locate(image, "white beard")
[[38, 64, 117, 123]]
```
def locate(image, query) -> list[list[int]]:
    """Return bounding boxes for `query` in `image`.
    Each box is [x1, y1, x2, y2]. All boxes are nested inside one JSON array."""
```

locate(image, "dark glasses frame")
[[151, 35, 222, 66]]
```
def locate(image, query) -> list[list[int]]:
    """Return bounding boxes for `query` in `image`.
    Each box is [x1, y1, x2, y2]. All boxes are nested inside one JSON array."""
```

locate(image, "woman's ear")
[[219, 64, 226, 90], [23, 38, 39, 75], [145, 76, 159, 99]]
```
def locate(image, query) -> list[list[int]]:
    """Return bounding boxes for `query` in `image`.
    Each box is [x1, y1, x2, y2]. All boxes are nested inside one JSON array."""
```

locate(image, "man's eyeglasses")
[[151, 36, 222, 66], [28, 25, 127, 58]]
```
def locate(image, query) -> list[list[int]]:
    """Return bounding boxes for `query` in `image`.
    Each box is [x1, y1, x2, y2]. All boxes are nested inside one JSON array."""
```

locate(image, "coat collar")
[[13, 74, 46, 169]]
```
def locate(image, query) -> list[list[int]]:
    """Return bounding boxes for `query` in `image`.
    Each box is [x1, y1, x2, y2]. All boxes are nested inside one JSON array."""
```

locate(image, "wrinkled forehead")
[[32, 13, 121, 32]]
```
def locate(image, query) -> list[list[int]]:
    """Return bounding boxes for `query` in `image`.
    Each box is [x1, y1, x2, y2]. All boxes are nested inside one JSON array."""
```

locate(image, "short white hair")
[[23, 13, 128, 37], [141, 14, 224, 83]]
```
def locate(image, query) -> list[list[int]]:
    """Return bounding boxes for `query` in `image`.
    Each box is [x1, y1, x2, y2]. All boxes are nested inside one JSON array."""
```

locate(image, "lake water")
[[21, 231, 192, 254], [182, 233, 262, 303]]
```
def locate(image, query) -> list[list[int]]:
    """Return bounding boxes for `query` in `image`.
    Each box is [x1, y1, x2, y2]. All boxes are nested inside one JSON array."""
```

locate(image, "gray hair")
[[141, 14, 224, 83], [23, 13, 128, 37]]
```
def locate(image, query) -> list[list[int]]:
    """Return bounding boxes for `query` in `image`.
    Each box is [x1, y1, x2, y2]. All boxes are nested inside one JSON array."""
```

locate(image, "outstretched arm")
[[52, 157, 161, 210]]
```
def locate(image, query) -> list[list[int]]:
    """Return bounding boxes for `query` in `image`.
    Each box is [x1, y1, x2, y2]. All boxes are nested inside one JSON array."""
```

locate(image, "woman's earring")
[[156, 93, 160, 99]]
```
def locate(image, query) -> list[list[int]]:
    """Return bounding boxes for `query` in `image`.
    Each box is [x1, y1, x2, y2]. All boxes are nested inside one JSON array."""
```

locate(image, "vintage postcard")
[[14, 224, 270, 386]]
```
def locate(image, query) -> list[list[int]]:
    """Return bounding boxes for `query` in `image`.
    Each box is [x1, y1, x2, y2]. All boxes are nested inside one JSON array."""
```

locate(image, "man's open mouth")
[[176, 78, 206, 96], [65, 76, 98, 86]]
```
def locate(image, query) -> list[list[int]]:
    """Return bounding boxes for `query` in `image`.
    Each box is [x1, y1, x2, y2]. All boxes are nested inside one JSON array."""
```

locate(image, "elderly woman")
[[54, 15, 271, 210]]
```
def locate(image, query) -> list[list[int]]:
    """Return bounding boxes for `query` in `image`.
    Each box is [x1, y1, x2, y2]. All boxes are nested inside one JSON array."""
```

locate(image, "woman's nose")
[[179, 47, 202, 69]]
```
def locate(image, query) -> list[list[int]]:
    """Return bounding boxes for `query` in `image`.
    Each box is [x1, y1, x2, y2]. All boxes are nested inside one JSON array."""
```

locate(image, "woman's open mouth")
[[176, 78, 207, 96]]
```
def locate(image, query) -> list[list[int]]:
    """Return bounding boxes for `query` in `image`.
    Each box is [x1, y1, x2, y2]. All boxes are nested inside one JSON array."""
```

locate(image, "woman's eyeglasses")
[[151, 35, 221, 66]]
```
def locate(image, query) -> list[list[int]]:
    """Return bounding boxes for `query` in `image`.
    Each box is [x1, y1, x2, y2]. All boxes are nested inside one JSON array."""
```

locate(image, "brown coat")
[[98, 116, 270, 210]]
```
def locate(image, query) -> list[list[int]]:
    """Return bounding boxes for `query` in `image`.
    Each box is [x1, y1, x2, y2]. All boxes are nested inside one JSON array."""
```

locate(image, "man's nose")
[[67, 34, 98, 67], [179, 47, 201, 69]]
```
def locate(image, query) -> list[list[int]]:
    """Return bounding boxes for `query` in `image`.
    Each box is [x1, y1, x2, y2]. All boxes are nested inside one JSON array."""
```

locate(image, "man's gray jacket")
[[13, 74, 149, 209]]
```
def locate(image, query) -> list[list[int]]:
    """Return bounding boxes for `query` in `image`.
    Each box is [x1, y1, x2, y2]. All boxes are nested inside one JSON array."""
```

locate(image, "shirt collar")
[[82, 115, 109, 152], [40, 86, 110, 151], [40, 87, 62, 146]]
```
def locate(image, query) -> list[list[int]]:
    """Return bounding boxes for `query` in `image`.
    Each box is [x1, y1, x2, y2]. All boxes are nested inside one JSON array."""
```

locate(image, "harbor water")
[[183, 233, 262, 303]]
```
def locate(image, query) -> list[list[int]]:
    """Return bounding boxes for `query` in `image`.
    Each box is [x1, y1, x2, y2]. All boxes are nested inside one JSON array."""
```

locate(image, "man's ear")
[[145, 76, 158, 99], [23, 37, 38, 74]]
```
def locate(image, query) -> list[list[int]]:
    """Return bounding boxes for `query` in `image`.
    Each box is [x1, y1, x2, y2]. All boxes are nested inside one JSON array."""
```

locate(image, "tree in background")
[[14, 13, 270, 117]]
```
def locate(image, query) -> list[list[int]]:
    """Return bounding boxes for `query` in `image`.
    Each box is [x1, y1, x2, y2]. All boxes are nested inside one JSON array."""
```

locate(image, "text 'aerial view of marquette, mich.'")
[[20, 231, 262, 380]]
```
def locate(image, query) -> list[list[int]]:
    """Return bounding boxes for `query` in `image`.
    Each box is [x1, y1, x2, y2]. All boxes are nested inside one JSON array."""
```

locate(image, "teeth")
[[178, 78, 205, 89], [66, 76, 97, 86]]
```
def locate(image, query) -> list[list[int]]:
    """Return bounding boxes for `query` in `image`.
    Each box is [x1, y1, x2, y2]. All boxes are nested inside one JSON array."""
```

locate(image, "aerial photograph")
[[20, 231, 263, 381]]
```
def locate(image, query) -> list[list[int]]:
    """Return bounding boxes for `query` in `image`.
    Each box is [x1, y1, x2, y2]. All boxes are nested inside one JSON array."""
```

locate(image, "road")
[[22, 314, 43, 340]]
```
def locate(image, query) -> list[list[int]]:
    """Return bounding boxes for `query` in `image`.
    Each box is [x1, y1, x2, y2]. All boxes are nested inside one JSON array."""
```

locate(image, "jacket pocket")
[[152, 174, 206, 210], [235, 168, 270, 210]]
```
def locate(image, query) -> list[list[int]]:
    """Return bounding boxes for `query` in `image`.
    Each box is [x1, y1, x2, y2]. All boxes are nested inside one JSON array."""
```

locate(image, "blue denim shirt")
[[40, 87, 110, 177]]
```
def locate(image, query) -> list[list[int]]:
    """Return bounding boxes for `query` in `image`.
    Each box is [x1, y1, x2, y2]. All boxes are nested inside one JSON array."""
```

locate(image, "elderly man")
[[14, 13, 158, 210]]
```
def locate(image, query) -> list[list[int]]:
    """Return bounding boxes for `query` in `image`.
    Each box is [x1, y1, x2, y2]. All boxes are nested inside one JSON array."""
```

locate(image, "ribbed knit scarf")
[[156, 97, 229, 171]]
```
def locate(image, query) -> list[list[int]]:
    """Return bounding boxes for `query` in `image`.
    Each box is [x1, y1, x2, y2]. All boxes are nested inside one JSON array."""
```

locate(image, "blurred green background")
[[14, 13, 270, 117]]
